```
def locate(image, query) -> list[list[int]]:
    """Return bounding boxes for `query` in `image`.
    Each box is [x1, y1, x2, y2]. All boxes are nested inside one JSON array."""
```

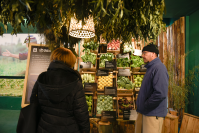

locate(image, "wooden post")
[[163, 28, 167, 67], [159, 30, 163, 62], [180, 17, 185, 85]]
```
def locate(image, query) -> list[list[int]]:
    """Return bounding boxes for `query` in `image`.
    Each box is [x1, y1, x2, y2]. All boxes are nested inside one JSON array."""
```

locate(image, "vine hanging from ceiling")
[[0, 0, 166, 53]]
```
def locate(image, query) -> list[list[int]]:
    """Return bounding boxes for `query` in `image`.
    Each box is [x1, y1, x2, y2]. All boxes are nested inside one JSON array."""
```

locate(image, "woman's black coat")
[[30, 61, 90, 133]]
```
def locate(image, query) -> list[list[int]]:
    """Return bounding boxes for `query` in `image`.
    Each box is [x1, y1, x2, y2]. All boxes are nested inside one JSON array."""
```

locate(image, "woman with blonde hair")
[[30, 47, 90, 133]]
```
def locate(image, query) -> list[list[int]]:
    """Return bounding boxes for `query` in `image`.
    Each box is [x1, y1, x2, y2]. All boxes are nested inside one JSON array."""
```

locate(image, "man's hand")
[[2, 49, 12, 57]]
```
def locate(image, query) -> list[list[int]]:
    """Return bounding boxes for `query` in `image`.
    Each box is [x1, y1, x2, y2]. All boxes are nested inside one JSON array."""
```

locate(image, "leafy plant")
[[130, 55, 144, 68], [117, 76, 134, 90], [83, 41, 99, 50], [123, 42, 134, 54], [81, 49, 96, 65], [116, 58, 131, 67], [0, 0, 166, 54], [99, 53, 114, 67]]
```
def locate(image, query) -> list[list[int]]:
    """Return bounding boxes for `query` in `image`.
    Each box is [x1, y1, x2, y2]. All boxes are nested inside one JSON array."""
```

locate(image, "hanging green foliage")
[[0, 0, 166, 53]]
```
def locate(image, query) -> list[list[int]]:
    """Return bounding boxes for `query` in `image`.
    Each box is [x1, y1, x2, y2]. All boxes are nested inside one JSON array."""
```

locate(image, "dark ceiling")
[[163, 0, 199, 18]]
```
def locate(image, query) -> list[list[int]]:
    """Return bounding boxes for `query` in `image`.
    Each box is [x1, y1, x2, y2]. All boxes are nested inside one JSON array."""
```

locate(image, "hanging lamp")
[[69, 16, 95, 38]]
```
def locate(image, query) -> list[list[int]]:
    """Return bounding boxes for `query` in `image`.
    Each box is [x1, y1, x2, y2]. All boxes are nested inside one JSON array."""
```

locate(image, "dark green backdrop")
[[185, 9, 199, 116]]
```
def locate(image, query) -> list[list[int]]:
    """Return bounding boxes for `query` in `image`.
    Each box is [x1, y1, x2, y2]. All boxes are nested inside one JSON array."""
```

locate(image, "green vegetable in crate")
[[130, 55, 144, 68], [85, 95, 93, 113], [99, 53, 114, 67], [81, 74, 95, 87], [97, 95, 113, 114], [81, 49, 96, 65], [133, 75, 144, 88], [117, 76, 134, 90], [117, 58, 131, 67], [83, 41, 99, 50]]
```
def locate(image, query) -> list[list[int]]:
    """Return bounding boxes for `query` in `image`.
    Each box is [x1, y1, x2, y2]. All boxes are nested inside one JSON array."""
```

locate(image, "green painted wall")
[[185, 9, 199, 116]]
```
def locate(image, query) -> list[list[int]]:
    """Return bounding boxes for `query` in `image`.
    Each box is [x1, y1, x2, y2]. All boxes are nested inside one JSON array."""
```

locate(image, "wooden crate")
[[117, 96, 135, 118], [85, 94, 94, 117], [96, 95, 117, 117], [161, 113, 178, 133], [79, 59, 97, 72], [131, 67, 140, 72], [179, 113, 199, 133], [117, 73, 134, 96], [97, 72, 117, 91]]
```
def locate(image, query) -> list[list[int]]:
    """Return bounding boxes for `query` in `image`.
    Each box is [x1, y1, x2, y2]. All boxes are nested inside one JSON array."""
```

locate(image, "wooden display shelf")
[[132, 72, 146, 74], [107, 50, 120, 55], [80, 71, 96, 74], [135, 88, 140, 92], [117, 89, 134, 96], [85, 94, 94, 117], [117, 67, 131, 70], [79, 67, 96, 72], [131, 67, 140, 72], [85, 92, 94, 95], [90, 49, 98, 54], [117, 96, 135, 118]]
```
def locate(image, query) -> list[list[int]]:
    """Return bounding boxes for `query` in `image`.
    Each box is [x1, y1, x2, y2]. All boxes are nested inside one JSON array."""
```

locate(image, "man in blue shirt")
[[135, 43, 169, 133]]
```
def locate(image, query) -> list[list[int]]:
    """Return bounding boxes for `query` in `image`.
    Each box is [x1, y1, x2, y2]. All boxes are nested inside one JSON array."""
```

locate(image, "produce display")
[[81, 73, 95, 87], [118, 97, 134, 115], [107, 39, 120, 50], [85, 95, 93, 113], [97, 95, 114, 114], [133, 75, 144, 88], [130, 55, 144, 68], [98, 73, 113, 89], [117, 76, 135, 90], [123, 42, 134, 54], [99, 53, 114, 67], [81, 49, 96, 65], [83, 41, 99, 50], [116, 57, 131, 67]]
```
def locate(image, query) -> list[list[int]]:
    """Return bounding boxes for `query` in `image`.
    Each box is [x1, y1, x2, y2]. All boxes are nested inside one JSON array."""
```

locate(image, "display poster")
[[0, 34, 45, 76], [118, 69, 131, 76], [84, 83, 97, 92], [101, 111, 116, 122], [22, 44, 51, 107]]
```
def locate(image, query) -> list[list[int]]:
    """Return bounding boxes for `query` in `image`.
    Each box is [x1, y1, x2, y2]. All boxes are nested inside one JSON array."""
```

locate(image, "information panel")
[[105, 61, 116, 69], [96, 69, 109, 76], [104, 87, 117, 97], [118, 69, 131, 76], [22, 44, 51, 107], [101, 111, 116, 122], [84, 83, 97, 92], [80, 62, 91, 68]]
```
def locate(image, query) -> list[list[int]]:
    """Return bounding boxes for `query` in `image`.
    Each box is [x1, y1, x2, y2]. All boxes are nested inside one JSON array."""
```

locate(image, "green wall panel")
[[185, 9, 199, 116], [0, 96, 22, 110]]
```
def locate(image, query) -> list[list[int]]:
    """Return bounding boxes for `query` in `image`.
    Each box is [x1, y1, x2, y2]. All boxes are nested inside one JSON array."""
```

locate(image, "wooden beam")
[[177, 19, 181, 85]]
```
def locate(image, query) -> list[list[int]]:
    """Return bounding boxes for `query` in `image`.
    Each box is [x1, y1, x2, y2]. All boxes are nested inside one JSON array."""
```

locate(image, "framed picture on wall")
[[0, 34, 45, 77]]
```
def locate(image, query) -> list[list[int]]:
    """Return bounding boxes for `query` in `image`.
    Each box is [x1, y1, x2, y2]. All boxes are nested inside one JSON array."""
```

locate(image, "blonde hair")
[[50, 47, 76, 67]]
